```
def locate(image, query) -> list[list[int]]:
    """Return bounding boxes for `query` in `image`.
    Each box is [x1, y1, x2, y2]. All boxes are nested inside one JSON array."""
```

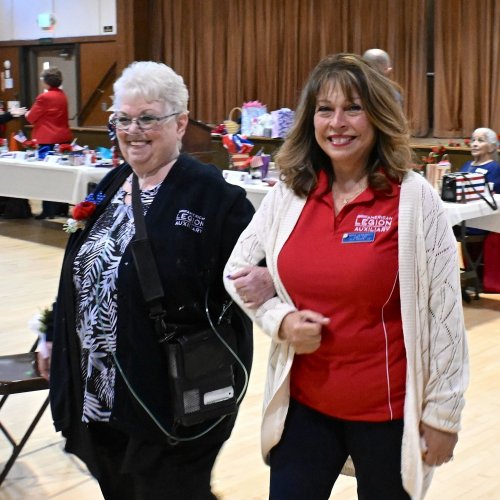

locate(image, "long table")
[[443, 194, 500, 232], [0, 158, 111, 204], [2, 157, 499, 232]]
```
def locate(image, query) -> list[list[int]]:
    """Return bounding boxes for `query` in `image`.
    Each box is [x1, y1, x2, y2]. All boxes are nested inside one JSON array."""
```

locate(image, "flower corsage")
[[28, 305, 54, 359], [63, 191, 105, 233]]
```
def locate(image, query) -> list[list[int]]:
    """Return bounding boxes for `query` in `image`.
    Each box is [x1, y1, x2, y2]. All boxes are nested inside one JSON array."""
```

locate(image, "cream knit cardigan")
[[224, 170, 469, 499]]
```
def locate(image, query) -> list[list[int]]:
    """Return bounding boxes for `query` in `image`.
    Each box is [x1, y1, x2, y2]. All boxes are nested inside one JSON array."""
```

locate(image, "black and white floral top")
[[73, 178, 161, 423]]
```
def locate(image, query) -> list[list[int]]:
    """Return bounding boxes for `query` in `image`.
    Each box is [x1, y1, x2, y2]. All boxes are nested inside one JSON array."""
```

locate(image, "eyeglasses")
[[109, 112, 180, 131]]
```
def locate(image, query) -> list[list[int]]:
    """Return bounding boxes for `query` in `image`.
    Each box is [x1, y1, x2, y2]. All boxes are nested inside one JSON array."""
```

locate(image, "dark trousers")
[[41, 200, 69, 217], [269, 399, 411, 500], [89, 423, 221, 500], [0, 197, 32, 218]]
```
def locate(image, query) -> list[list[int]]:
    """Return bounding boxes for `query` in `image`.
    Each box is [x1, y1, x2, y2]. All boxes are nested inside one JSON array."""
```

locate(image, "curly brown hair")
[[41, 67, 63, 88], [276, 53, 412, 197]]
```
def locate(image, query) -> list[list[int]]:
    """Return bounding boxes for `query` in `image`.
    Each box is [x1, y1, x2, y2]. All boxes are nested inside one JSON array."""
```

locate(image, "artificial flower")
[[22, 139, 38, 150], [28, 306, 53, 335], [73, 201, 97, 220], [28, 305, 54, 359], [431, 145, 447, 156], [59, 143, 73, 154], [211, 123, 226, 135], [63, 192, 105, 233], [414, 145, 450, 174]]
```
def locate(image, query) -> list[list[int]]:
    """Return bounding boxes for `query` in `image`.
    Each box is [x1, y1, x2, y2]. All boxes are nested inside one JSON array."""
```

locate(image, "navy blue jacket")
[[49, 154, 254, 477]]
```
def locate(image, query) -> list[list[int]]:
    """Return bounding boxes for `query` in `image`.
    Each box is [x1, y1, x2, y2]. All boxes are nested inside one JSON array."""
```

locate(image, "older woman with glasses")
[[40, 61, 254, 500]]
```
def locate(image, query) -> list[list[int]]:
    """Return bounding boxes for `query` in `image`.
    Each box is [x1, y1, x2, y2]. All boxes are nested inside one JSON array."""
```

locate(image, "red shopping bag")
[[482, 232, 500, 293]]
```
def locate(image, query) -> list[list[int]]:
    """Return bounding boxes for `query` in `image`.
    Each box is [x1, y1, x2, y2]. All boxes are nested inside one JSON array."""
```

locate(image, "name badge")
[[342, 232, 376, 244]]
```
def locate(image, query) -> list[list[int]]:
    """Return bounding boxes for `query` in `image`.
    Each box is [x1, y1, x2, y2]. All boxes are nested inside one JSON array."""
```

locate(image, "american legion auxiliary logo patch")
[[353, 214, 393, 233], [175, 209, 205, 233]]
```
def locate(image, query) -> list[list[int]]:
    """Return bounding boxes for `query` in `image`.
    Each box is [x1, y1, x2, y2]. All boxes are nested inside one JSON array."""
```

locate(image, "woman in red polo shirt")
[[224, 53, 468, 499], [26, 66, 73, 219]]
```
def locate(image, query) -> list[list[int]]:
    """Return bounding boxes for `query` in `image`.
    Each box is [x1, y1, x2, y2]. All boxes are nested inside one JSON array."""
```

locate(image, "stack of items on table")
[[0, 131, 120, 167], [222, 134, 271, 181], [0, 134, 121, 219], [212, 100, 295, 139]]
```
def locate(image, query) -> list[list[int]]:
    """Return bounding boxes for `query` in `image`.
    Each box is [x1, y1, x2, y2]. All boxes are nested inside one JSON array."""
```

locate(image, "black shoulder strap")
[[130, 174, 171, 340], [464, 174, 498, 211]]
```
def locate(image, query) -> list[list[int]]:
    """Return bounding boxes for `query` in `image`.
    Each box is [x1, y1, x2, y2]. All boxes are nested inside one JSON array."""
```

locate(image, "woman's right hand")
[[278, 310, 329, 354], [37, 341, 53, 381]]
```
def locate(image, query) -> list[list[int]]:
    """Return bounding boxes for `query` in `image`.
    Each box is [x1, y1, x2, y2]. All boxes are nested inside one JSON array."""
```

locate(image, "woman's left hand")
[[420, 422, 458, 466], [229, 266, 276, 309], [37, 341, 53, 381]]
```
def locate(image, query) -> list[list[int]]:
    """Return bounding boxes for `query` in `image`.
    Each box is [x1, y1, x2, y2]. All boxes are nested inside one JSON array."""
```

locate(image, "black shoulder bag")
[[129, 174, 240, 431]]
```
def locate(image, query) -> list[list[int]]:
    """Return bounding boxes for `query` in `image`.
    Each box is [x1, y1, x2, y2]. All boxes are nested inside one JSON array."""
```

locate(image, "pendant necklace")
[[333, 183, 367, 206]]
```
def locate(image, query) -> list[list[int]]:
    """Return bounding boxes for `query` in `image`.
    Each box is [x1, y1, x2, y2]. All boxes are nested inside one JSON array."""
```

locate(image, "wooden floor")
[[0, 215, 499, 499]]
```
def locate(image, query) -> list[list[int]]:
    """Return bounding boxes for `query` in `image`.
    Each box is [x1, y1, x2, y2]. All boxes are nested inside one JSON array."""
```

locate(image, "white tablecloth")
[[234, 182, 272, 210], [230, 180, 500, 233], [3, 160, 498, 232], [443, 194, 500, 232], [0, 158, 111, 204]]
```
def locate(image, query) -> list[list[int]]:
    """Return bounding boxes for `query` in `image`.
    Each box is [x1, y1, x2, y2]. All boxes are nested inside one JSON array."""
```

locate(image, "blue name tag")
[[342, 232, 376, 243]]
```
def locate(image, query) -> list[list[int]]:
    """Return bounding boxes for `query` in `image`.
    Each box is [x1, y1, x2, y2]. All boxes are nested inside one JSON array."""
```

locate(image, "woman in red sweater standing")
[[26, 67, 73, 219]]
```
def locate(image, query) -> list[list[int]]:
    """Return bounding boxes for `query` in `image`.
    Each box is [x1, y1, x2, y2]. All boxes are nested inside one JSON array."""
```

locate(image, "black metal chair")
[[0, 341, 49, 485], [456, 221, 487, 302]]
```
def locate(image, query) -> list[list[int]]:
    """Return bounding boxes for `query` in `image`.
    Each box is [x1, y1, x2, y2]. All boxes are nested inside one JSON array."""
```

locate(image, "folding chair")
[[0, 341, 49, 485], [456, 221, 486, 302]]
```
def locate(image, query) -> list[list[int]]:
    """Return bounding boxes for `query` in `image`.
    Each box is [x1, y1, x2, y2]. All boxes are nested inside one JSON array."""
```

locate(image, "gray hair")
[[112, 61, 189, 113], [473, 127, 499, 160]]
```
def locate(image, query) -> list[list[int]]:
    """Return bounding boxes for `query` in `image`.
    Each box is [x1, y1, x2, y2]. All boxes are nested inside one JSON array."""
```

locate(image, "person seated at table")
[[456, 127, 500, 290], [460, 127, 500, 193]]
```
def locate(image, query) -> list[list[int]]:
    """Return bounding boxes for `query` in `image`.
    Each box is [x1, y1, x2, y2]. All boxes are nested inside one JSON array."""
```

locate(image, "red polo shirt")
[[26, 87, 73, 145], [278, 169, 406, 421]]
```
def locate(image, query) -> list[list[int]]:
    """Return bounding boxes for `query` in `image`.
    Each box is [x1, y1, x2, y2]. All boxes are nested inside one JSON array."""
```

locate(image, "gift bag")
[[230, 153, 251, 170], [271, 108, 295, 138], [483, 232, 500, 293], [441, 172, 486, 203], [241, 101, 267, 136], [435, 154, 451, 190]]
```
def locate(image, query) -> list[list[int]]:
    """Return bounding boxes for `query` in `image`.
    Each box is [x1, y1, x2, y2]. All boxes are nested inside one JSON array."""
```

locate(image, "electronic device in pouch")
[[165, 323, 238, 426], [130, 174, 240, 435]]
